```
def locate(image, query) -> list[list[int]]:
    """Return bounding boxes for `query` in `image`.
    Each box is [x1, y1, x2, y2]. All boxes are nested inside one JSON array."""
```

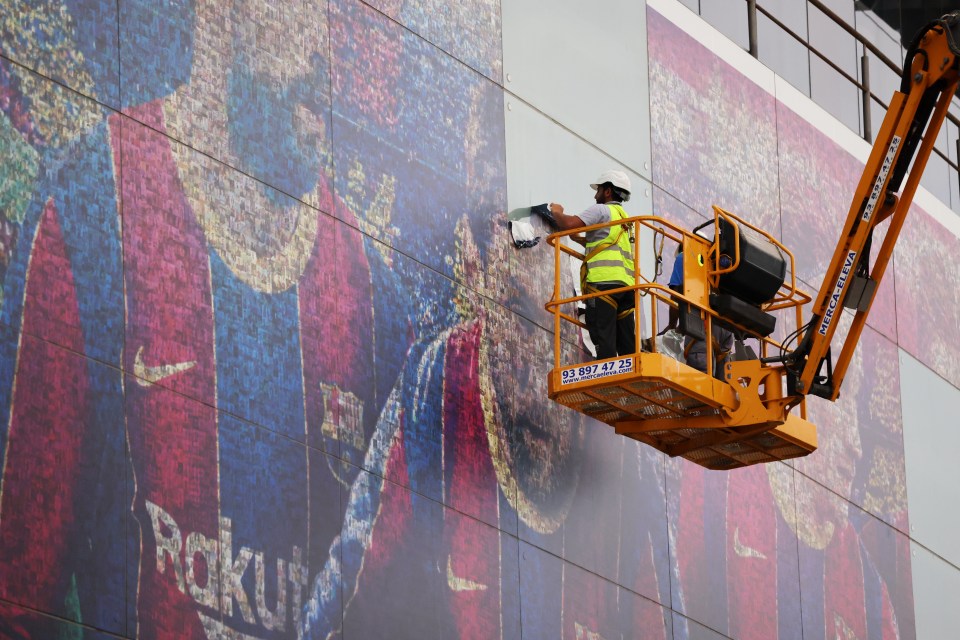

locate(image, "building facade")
[[0, 0, 957, 638]]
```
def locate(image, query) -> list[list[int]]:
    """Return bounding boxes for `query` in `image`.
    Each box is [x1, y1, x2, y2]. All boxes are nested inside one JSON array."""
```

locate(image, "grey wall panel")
[[900, 349, 960, 567], [854, 11, 904, 104], [501, 0, 652, 179], [810, 56, 863, 139], [949, 121, 960, 215], [809, 4, 858, 79], [503, 97, 654, 334], [911, 542, 960, 640], [504, 99, 652, 215], [757, 13, 811, 96], [919, 126, 953, 208], [763, 0, 809, 36], [700, 0, 749, 49]]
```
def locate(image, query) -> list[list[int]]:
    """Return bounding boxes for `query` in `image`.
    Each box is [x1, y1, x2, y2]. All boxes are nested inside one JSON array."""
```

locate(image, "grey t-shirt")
[[578, 202, 625, 246]]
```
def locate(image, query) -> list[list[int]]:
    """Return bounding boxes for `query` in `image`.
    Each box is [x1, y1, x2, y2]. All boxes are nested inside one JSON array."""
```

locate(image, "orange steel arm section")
[[788, 11, 960, 401]]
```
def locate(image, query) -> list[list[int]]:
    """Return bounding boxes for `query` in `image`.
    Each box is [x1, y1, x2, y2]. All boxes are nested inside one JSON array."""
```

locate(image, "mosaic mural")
[[0, 1, 952, 639], [0, 0, 672, 638]]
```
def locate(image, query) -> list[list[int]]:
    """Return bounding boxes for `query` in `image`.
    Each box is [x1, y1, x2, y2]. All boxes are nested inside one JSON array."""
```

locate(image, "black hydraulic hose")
[[900, 11, 960, 93], [941, 11, 960, 57]]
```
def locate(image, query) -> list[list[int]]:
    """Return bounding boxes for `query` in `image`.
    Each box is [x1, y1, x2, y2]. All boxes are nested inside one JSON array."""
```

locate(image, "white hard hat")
[[590, 169, 632, 200]]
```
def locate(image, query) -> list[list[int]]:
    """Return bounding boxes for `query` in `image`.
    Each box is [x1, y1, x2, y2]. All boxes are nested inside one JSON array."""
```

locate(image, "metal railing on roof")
[[745, 0, 960, 177]]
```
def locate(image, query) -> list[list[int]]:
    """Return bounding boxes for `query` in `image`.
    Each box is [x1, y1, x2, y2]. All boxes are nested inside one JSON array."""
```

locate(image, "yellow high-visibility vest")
[[584, 204, 634, 286]]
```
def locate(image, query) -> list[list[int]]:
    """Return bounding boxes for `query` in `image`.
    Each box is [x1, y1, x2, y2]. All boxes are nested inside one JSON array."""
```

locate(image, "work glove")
[[530, 202, 557, 225]]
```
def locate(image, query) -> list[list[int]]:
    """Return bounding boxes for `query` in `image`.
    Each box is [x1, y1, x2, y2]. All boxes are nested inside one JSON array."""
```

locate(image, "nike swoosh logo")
[[733, 526, 767, 559], [833, 612, 859, 640], [446, 555, 487, 592], [134, 346, 196, 387]]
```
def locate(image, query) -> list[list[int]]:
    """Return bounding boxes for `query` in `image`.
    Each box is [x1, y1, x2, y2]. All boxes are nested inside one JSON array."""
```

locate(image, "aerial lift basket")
[[545, 209, 817, 470], [549, 352, 816, 470]]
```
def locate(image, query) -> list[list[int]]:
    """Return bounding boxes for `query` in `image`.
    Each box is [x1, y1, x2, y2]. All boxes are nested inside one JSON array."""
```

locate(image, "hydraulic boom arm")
[[786, 11, 960, 401]]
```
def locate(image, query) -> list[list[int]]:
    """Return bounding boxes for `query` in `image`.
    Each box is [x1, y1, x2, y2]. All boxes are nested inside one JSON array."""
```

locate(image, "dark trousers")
[[585, 283, 636, 360]]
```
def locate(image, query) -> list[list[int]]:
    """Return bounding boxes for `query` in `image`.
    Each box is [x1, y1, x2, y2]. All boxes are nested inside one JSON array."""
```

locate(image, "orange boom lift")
[[545, 12, 960, 470]]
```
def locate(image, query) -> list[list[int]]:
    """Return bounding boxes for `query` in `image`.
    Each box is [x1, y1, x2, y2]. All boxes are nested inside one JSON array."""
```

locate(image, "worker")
[[544, 170, 636, 360], [667, 241, 733, 377], [666, 245, 684, 329]]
